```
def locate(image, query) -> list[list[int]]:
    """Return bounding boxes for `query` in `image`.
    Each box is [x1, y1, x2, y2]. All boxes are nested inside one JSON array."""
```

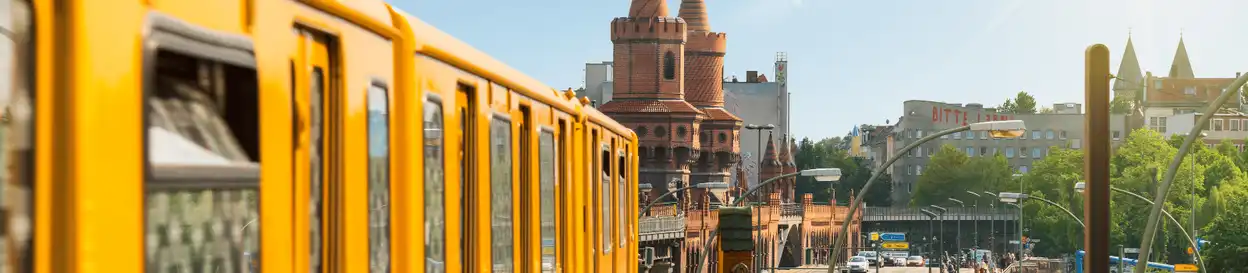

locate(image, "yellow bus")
[[3, 0, 638, 272]]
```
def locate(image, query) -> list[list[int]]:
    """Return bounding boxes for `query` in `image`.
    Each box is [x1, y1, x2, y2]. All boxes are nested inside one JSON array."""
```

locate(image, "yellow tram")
[[3, 0, 638, 272]]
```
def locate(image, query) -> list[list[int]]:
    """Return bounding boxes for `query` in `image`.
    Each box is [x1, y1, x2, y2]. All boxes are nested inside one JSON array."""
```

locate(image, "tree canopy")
[[794, 136, 892, 206], [997, 91, 1038, 114]]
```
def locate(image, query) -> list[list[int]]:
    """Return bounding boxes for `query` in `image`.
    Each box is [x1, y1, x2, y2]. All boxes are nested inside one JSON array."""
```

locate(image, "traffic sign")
[[1175, 264, 1198, 272], [1123, 248, 1140, 254], [880, 233, 906, 241], [870, 232, 880, 241], [881, 242, 910, 250]]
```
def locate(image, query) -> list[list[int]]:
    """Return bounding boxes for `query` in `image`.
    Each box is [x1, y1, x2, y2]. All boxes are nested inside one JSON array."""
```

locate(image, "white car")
[[843, 256, 870, 273]]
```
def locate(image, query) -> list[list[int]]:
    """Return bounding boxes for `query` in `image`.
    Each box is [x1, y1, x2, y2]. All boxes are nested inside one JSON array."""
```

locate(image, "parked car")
[[906, 256, 925, 267], [856, 251, 880, 266], [888, 257, 905, 266], [844, 256, 870, 273]]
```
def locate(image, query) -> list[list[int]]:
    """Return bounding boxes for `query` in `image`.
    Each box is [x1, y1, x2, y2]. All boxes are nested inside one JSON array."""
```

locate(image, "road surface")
[[774, 266, 983, 273]]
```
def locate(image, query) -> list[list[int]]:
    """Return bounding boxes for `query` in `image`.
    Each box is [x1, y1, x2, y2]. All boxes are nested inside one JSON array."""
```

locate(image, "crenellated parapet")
[[610, 16, 688, 43], [685, 31, 727, 54]]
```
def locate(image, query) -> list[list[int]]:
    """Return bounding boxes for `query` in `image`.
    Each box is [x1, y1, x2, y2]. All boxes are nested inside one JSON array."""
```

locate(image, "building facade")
[[879, 100, 1129, 207], [583, 59, 793, 188]]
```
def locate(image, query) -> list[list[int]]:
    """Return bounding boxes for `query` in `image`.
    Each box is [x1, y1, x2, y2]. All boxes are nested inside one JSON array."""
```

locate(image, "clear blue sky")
[[393, 0, 1248, 140]]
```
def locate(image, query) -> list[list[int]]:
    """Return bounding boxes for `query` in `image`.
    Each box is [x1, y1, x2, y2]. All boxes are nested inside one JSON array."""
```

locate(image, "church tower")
[[600, 0, 706, 202]]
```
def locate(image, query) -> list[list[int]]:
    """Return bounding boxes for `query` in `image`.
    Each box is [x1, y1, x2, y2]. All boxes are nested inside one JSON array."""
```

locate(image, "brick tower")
[[757, 132, 782, 202], [679, 0, 742, 195], [601, 0, 704, 196]]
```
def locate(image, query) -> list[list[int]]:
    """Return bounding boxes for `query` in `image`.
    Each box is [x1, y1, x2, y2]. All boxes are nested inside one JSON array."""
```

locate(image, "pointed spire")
[[788, 138, 799, 167], [762, 132, 781, 167], [1169, 36, 1195, 78], [628, 0, 668, 18], [777, 134, 793, 169], [1113, 34, 1144, 99], [678, 0, 710, 32]]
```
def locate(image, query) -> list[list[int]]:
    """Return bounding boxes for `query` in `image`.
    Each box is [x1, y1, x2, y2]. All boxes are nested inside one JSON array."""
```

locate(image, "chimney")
[[746, 71, 759, 83]]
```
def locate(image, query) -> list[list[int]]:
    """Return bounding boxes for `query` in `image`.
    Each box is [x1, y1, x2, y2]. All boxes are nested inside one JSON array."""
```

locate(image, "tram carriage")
[[2, 0, 638, 272]]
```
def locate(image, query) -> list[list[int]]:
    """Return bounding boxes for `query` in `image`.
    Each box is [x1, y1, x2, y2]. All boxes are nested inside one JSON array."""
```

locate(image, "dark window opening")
[[663, 52, 676, 80]]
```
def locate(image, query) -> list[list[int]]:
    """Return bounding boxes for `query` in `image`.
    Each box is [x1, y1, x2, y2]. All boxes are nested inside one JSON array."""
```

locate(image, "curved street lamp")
[[639, 180, 731, 215], [827, 120, 1027, 272], [949, 197, 965, 254], [996, 192, 1085, 228], [1075, 182, 1207, 273], [980, 191, 1000, 253], [1136, 72, 1248, 273], [692, 168, 842, 273], [966, 191, 982, 248]]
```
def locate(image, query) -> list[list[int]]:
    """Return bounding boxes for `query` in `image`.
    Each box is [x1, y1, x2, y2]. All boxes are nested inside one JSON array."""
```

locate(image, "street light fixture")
[[828, 120, 1026, 272], [982, 191, 1000, 254], [927, 205, 947, 270], [997, 193, 1027, 262], [639, 180, 731, 215], [967, 191, 982, 248], [996, 192, 1085, 228], [949, 198, 965, 254], [1137, 73, 1248, 273], [1074, 182, 1207, 273], [691, 168, 842, 273]]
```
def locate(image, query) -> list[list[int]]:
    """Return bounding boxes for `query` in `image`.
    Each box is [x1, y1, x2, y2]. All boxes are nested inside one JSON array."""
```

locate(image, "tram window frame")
[[617, 148, 626, 249], [2, 1, 36, 269], [366, 81, 391, 272], [489, 115, 514, 272], [538, 128, 556, 272], [139, 11, 261, 271], [423, 95, 446, 273], [599, 144, 611, 253]]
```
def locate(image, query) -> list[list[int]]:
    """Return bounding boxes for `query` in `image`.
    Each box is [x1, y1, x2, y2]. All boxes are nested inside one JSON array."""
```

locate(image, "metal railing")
[[781, 203, 803, 216], [639, 216, 686, 235]]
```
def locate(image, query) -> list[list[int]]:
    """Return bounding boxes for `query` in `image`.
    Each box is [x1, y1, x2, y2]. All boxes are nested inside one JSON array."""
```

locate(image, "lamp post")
[[928, 205, 947, 273], [948, 197, 964, 257], [981, 191, 998, 254], [1181, 132, 1206, 266], [1003, 202, 1022, 263], [827, 120, 1027, 273], [966, 191, 982, 248], [920, 209, 939, 273], [1075, 182, 1207, 273], [998, 192, 1029, 263], [1136, 73, 1248, 273], [691, 168, 842, 273], [744, 123, 774, 272]]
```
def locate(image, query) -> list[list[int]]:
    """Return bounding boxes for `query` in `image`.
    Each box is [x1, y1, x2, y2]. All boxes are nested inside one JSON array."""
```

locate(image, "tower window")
[[663, 51, 676, 80]]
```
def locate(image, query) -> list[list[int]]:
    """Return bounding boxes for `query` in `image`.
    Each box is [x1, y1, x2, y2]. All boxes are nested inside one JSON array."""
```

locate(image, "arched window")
[[663, 51, 676, 80]]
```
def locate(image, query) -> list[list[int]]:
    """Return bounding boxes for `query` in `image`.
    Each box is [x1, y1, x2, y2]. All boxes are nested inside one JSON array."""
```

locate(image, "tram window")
[[600, 146, 611, 253], [1, 1, 35, 270], [424, 99, 446, 272], [538, 130, 556, 272], [617, 150, 626, 248], [489, 117, 514, 272], [367, 84, 390, 272], [143, 32, 261, 272], [309, 67, 325, 273]]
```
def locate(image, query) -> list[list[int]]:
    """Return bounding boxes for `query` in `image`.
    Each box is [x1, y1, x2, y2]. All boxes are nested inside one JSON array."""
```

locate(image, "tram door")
[[293, 28, 341, 273]]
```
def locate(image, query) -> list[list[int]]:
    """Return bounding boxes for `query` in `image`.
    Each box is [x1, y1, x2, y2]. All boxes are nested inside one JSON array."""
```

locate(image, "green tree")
[[1201, 189, 1248, 272], [911, 144, 971, 207], [1012, 91, 1038, 114], [794, 136, 892, 206], [1110, 96, 1134, 114], [997, 99, 1017, 114]]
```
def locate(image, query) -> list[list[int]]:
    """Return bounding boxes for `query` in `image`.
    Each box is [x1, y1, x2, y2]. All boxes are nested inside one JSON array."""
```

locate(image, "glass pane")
[[538, 131, 556, 272], [145, 187, 260, 273], [367, 85, 390, 272], [600, 149, 611, 252], [490, 118, 513, 272], [617, 156, 625, 248], [424, 101, 446, 272], [309, 67, 325, 273], [0, 1, 33, 271]]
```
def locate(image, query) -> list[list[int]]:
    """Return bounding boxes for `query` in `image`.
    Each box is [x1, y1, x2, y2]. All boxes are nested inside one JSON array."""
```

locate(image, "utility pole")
[[1083, 44, 1112, 273]]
